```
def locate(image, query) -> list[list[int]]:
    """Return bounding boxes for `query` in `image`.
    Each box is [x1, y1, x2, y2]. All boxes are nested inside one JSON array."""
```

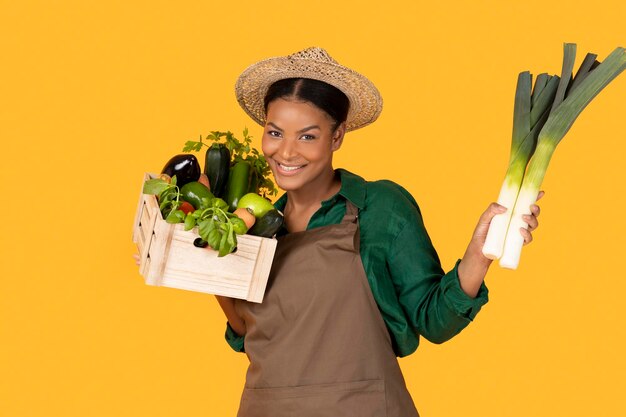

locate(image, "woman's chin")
[[273, 176, 304, 192]]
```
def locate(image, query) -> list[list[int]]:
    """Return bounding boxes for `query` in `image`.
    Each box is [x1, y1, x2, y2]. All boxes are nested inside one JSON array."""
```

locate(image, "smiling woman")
[[216, 47, 543, 417]]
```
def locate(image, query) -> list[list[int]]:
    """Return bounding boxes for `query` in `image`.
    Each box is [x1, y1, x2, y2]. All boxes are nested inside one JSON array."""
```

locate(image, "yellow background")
[[1, 1, 625, 416]]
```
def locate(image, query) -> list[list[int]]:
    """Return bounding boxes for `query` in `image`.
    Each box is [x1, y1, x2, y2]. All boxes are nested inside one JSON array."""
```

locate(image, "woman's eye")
[[301, 134, 315, 141], [268, 130, 281, 137]]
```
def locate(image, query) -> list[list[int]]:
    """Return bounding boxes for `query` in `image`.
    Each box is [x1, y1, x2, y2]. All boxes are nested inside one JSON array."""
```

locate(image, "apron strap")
[[341, 200, 359, 224]]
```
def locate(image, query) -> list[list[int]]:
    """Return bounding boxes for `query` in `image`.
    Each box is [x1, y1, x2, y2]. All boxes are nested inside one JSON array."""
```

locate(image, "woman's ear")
[[331, 122, 346, 152]]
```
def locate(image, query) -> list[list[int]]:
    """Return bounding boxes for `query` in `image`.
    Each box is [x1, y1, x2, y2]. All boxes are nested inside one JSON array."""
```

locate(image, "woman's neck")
[[283, 167, 341, 225]]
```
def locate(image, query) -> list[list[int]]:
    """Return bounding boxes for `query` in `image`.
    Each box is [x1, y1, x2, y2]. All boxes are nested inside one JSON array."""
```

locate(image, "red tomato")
[[179, 201, 195, 214]]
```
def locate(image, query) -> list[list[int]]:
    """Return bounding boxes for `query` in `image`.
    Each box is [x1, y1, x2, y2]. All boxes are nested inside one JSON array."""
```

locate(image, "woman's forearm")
[[214, 295, 246, 336], [457, 242, 492, 298]]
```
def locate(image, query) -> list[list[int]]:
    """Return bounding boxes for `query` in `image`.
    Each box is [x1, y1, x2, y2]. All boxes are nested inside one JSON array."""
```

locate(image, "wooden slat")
[[139, 203, 151, 243], [246, 236, 278, 302], [132, 173, 151, 243], [138, 199, 158, 278]]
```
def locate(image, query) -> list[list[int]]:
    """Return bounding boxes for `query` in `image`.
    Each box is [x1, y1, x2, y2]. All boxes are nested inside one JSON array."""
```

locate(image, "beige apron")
[[234, 201, 420, 417]]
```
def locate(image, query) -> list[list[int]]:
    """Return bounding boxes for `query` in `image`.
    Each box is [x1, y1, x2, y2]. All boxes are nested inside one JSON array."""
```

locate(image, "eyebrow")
[[267, 122, 321, 133]]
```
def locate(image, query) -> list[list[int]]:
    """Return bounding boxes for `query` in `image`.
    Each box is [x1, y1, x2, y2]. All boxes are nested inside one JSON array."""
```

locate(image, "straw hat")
[[234, 47, 383, 132]]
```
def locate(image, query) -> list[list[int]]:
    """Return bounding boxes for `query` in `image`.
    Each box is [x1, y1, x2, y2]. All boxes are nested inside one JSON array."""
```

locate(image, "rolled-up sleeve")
[[225, 321, 245, 353], [388, 213, 489, 345]]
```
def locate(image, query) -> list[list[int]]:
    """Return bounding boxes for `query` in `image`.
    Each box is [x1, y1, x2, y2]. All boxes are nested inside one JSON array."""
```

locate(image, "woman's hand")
[[457, 191, 544, 297], [473, 190, 544, 250], [132, 253, 140, 266]]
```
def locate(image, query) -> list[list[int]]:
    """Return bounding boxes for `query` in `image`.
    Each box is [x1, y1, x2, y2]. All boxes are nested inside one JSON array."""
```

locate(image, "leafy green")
[[143, 178, 172, 195]]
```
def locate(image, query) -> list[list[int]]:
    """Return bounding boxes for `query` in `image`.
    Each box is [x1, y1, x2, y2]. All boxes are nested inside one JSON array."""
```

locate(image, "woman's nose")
[[278, 138, 297, 160]]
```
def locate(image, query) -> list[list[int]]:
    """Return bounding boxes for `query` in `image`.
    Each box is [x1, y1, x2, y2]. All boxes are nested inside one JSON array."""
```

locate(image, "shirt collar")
[[273, 168, 366, 211]]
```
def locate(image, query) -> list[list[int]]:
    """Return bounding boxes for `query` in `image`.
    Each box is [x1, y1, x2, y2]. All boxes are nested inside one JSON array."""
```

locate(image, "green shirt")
[[225, 168, 489, 357]]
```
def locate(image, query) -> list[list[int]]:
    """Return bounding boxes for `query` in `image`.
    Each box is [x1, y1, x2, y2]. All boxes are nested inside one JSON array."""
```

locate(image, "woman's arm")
[[458, 192, 544, 297], [214, 295, 246, 337]]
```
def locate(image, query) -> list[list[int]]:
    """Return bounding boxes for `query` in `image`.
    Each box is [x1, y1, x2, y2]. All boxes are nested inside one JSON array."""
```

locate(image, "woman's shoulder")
[[362, 177, 422, 217], [337, 169, 423, 224]]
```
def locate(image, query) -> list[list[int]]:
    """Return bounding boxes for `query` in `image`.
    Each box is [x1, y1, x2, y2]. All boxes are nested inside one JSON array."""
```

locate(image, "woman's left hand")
[[458, 191, 544, 296], [519, 191, 544, 245], [473, 190, 545, 252]]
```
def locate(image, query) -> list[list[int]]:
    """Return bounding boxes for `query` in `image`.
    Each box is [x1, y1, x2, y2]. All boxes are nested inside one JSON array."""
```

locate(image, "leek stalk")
[[499, 45, 626, 269], [482, 72, 559, 259]]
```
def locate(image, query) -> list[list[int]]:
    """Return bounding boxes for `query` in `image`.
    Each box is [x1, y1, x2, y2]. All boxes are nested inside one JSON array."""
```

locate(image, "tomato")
[[179, 201, 195, 215]]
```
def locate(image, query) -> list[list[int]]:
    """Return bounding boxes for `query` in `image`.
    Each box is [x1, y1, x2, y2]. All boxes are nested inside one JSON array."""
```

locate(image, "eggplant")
[[161, 154, 201, 188], [205, 143, 230, 197]]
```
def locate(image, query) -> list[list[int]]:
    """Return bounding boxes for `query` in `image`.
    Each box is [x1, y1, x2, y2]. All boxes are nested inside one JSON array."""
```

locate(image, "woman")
[[211, 47, 543, 416]]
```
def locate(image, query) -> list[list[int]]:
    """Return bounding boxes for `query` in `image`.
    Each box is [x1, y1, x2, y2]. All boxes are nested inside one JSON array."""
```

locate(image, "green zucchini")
[[225, 161, 252, 212], [204, 143, 230, 198], [247, 209, 284, 238]]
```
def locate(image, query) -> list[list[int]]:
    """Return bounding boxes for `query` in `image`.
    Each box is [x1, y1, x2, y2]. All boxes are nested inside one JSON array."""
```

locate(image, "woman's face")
[[262, 98, 344, 192]]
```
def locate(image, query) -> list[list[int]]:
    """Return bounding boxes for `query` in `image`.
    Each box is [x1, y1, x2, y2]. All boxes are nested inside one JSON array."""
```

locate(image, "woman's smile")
[[275, 162, 308, 175]]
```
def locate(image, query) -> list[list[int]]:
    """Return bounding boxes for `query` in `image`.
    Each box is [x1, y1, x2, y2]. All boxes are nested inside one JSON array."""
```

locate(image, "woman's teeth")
[[278, 163, 305, 172]]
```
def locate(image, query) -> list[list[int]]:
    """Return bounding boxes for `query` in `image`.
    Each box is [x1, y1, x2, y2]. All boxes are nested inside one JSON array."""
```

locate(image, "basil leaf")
[[231, 217, 247, 235], [226, 223, 236, 248], [143, 179, 171, 195], [198, 219, 215, 240], [211, 198, 229, 211], [165, 211, 180, 224], [218, 229, 230, 257], [208, 228, 222, 250], [184, 214, 196, 231]]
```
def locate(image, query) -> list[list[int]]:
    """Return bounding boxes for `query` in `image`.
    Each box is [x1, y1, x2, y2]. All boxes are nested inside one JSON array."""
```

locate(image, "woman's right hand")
[[132, 253, 140, 266]]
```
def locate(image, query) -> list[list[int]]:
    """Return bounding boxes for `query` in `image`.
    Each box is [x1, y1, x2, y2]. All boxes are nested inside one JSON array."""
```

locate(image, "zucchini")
[[204, 143, 230, 197], [247, 209, 284, 238], [225, 161, 252, 212]]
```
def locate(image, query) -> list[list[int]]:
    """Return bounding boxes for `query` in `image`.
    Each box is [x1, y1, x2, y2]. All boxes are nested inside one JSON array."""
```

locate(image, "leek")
[[499, 45, 626, 269], [482, 72, 559, 259]]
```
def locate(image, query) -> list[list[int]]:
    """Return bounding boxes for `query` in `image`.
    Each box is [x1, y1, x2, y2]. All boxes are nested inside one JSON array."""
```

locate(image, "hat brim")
[[235, 54, 383, 132]]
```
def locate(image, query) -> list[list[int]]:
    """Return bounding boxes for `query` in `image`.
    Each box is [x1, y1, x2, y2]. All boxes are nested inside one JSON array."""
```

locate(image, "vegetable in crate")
[[142, 176, 248, 257], [248, 209, 284, 238], [180, 181, 214, 210], [183, 128, 278, 199], [237, 192, 275, 218], [225, 160, 258, 212], [205, 143, 230, 198], [484, 43, 626, 269], [186, 197, 248, 257], [161, 154, 201, 188], [233, 207, 256, 229]]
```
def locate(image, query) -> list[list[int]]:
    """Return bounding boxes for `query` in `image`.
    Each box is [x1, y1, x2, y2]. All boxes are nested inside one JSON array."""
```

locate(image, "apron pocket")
[[238, 379, 387, 417]]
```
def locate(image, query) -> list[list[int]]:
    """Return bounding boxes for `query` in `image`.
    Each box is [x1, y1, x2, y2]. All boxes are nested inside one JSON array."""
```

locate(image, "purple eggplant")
[[161, 154, 201, 188]]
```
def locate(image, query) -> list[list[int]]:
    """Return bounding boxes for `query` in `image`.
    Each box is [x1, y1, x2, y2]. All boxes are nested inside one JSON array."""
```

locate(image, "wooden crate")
[[132, 173, 277, 303]]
